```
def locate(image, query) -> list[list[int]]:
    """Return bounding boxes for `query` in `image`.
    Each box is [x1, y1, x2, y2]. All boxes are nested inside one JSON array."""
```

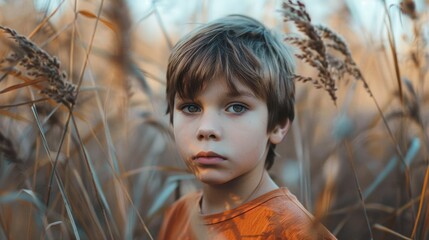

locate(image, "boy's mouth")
[[192, 151, 226, 165]]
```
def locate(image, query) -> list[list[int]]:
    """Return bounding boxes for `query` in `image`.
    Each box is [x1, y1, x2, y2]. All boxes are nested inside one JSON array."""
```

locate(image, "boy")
[[159, 15, 336, 239]]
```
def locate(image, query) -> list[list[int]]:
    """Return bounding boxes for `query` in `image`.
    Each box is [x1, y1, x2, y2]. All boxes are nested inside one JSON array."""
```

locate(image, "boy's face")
[[173, 77, 285, 185]]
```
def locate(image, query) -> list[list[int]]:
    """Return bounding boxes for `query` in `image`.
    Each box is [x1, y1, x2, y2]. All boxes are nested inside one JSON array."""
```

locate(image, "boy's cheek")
[[172, 118, 188, 141], [171, 110, 180, 127]]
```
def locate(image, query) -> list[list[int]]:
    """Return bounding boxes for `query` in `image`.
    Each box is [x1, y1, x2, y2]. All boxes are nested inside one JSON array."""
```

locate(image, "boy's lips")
[[192, 151, 226, 165]]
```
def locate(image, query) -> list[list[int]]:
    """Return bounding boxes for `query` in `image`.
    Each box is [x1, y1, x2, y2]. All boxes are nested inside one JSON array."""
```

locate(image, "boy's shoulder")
[[202, 187, 317, 226], [201, 187, 336, 239], [160, 188, 337, 240], [166, 190, 202, 216], [157, 191, 202, 239]]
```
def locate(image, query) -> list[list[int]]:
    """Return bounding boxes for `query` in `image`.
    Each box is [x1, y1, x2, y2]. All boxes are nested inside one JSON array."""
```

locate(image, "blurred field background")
[[0, 0, 428, 239]]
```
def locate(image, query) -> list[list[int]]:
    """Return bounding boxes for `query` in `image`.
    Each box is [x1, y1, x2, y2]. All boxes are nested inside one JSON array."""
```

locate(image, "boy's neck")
[[200, 170, 278, 215]]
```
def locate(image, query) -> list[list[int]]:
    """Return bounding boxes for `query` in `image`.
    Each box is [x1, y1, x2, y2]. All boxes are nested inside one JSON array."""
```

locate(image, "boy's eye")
[[226, 104, 247, 114], [181, 104, 201, 113]]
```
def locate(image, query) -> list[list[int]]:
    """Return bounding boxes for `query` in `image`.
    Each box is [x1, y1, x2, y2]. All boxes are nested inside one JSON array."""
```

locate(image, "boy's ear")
[[269, 120, 291, 144]]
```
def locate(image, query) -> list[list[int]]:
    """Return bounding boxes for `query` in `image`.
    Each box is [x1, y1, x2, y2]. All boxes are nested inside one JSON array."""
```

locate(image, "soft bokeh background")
[[0, 0, 428, 239]]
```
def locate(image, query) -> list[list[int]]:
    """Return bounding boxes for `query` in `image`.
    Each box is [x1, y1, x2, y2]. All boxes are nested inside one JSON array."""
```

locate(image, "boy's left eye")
[[226, 104, 248, 114], [181, 104, 201, 113]]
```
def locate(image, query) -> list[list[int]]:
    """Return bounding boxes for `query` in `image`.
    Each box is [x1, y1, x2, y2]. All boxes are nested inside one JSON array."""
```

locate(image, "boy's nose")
[[196, 111, 221, 141], [197, 128, 219, 141]]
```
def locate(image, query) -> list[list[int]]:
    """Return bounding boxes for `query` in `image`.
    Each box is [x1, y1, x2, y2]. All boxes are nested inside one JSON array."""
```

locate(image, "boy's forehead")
[[175, 77, 258, 100]]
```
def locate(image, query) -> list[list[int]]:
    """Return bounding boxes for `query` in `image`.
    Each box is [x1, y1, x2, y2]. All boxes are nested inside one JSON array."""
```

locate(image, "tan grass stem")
[[27, 0, 66, 40], [31, 105, 80, 240], [154, 7, 173, 50], [383, 1, 404, 105], [70, 114, 119, 239], [344, 141, 374, 239], [411, 164, 429, 238], [374, 223, 412, 240]]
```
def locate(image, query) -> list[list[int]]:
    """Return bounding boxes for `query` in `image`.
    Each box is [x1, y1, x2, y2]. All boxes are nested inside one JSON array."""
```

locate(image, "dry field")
[[0, 0, 428, 239]]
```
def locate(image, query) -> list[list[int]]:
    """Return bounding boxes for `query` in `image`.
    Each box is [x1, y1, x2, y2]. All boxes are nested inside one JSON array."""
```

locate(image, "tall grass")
[[0, 0, 428, 239]]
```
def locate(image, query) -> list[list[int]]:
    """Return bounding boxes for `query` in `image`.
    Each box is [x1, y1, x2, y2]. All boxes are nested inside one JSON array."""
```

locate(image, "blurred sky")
[[25, 0, 426, 61], [126, 0, 425, 55], [126, 0, 419, 29], [27, 0, 424, 42]]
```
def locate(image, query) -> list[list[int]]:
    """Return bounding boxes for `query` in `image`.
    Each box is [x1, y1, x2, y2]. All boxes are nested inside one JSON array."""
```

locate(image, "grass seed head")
[[0, 26, 76, 107], [282, 0, 370, 103]]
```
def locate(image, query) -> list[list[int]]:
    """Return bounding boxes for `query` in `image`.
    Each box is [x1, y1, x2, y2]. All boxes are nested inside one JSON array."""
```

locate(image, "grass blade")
[[31, 105, 81, 240], [363, 156, 397, 199], [0, 98, 50, 109], [0, 109, 31, 122], [77, 10, 115, 31], [0, 190, 46, 212], [70, 114, 119, 239], [0, 78, 47, 94], [72, 169, 108, 239], [382, 1, 403, 104], [411, 164, 429, 239], [28, 0, 66, 39], [344, 141, 374, 239], [374, 224, 412, 240], [403, 137, 420, 167]]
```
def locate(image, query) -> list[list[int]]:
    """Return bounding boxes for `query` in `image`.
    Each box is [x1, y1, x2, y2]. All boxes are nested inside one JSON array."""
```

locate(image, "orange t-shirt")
[[158, 188, 336, 240]]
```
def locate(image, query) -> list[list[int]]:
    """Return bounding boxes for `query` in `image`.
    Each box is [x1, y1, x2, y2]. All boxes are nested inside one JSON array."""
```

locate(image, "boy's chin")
[[195, 171, 230, 186]]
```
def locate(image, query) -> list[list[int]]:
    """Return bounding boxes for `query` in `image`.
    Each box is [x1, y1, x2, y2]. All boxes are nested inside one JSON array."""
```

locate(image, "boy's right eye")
[[181, 104, 201, 113]]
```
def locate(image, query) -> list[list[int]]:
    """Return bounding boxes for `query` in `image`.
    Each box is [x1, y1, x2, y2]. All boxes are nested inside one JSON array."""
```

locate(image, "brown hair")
[[166, 15, 295, 170]]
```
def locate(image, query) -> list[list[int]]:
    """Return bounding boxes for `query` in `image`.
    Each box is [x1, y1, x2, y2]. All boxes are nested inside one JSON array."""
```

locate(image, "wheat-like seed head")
[[282, 0, 370, 103], [0, 26, 76, 107]]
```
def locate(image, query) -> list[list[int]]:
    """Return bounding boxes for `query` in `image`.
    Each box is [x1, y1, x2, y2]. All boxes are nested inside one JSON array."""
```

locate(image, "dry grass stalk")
[[282, 0, 370, 103], [0, 130, 20, 163], [387, 78, 424, 128], [106, 0, 132, 100], [0, 26, 76, 108]]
